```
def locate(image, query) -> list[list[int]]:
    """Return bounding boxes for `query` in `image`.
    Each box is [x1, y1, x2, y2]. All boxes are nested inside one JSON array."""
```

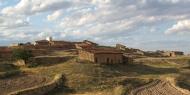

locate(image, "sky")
[[0, 0, 190, 53]]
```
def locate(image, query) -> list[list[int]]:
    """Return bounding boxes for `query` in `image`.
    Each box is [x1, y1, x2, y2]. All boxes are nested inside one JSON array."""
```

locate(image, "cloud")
[[165, 20, 190, 34], [0, 15, 30, 30], [47, 10, 63, 21], [1, 0, 72, 16], [138, 40, 190, 53], [0, 0, 190, 53]]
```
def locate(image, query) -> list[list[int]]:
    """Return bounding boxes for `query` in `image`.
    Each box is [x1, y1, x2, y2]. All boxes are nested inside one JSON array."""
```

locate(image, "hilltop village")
[[0, 37, 185, 64], [0, 37, 189, 95]]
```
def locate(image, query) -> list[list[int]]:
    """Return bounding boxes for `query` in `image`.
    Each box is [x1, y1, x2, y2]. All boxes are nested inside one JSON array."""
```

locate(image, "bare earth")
[[0, 73, 50, 95], [130, 80, 188, 95]]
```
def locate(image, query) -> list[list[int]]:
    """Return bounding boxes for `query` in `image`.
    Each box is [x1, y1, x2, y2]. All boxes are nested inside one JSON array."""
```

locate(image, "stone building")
[[116, 44, 126, 51], [173, 51, 184, 56], [78, 48, 123, 64], [34, 38, 76, 50], [35, 40, 50, 46]]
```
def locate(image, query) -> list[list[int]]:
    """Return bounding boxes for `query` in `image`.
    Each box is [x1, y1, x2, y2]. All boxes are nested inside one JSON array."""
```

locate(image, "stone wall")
[[94, 53, 123, 64], [123, 55, 133, 64], [29, 56, 72, 65], [30, 49, 49, 56], [0, 47, 50, 59], [8, 74, 64, 95], [78, 50, 95, 62]]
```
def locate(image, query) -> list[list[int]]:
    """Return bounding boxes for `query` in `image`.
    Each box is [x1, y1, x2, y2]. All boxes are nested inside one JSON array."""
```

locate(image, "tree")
[[12, 48, 33, 62]]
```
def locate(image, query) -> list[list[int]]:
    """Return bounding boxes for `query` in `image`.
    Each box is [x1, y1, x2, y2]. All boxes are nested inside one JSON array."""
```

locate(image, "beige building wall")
[[116, 44, 126, 51], [78, 50, 95, 62], [78, 50, 123, 64], [94, 53, 123, 64], [161, 52, 176, 57]]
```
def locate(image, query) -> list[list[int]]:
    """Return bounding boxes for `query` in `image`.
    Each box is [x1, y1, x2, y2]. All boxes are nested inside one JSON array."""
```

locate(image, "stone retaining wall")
[[8, 74, 64, 95], [29, 56, 73, 65]]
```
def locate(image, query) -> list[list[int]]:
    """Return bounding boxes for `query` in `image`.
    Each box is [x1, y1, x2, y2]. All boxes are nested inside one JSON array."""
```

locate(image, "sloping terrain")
[[0, 73, 50, 95], [130, 80, 188, 95], [0, 50, 190, 95]]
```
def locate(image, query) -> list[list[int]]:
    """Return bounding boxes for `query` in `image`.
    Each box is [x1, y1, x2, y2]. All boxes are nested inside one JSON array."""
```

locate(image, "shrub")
[[12, 48, 33, 62], [113, 85, 127, 95]]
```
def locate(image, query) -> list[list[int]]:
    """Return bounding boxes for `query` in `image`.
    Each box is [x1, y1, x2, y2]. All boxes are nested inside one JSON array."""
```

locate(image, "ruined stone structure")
[[75, 40, 98, 49], [83, 40, 98, 46], [78, 48, 123, 64], [160, 51, 175, 57], [156, 50, 184, 57]]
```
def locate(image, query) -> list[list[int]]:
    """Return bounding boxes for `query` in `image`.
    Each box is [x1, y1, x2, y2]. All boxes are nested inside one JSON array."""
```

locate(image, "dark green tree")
[[12, 48, 33, 61]]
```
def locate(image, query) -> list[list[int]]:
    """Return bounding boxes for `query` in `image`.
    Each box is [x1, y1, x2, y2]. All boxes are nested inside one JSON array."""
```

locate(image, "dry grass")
[[1, 50, 190, 95], [0, 63, 21, 78], [0, 73, 50, 95], [135, 57, 190, 91]]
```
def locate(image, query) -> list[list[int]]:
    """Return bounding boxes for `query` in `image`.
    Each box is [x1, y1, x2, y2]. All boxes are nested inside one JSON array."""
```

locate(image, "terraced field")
[[0, 73, 50, 95], [130, 80, 188, 95]]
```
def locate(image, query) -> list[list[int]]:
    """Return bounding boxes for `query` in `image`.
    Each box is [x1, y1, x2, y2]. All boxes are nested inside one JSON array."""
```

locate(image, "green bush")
[[12, 48, 33, 62]]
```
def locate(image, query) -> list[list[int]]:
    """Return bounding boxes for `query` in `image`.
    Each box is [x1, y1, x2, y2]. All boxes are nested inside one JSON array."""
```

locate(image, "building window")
[[170, 53, 172, 57], [107, 58, 110, 63], [95, 57, 98, 63], [111, 59, 113, 64]]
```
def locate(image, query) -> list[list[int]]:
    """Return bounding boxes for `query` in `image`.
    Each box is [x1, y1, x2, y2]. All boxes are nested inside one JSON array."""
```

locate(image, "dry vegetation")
[[0, 50, 189, 95], [130, 80, 187, 95], [0, 73, 50, 95], [135, 57, 190, 91], [0, 63, 21, 78]]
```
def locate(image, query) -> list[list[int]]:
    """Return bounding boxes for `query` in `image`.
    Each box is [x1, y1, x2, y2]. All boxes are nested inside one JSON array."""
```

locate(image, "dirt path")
[[0, 73, 50, 95], [130, 80, 188, 95]]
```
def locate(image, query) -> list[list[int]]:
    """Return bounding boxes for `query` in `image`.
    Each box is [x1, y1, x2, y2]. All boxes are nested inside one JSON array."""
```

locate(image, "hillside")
[[0, 50, 190, 95]]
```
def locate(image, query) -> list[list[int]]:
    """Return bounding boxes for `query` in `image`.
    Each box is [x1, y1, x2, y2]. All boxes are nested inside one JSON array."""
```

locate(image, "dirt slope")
[[130, 80, 188, 95], [0, 73, 50, 95]]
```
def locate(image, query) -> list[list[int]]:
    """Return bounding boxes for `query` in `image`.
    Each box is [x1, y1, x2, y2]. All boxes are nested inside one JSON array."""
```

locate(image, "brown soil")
[[0, 73, 50, 95], [130, 80, 187, 95]]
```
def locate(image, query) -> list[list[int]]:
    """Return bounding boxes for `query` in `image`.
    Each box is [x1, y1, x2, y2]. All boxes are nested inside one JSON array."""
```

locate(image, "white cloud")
[[1, 0, 190, 53], [0, 16, 29, 29], [165, 20, 190, 34], [1, 0, 72, 16], [47, 10, 63, 21]]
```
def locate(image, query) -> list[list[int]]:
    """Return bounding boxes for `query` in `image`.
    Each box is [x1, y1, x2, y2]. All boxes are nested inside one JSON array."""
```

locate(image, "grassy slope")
[[0, 63, 21, 78], [136, 57, 190, 90], [19, 50, 156, 95], [20, 56, 190, 94], [3, 50, 190, 95]]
